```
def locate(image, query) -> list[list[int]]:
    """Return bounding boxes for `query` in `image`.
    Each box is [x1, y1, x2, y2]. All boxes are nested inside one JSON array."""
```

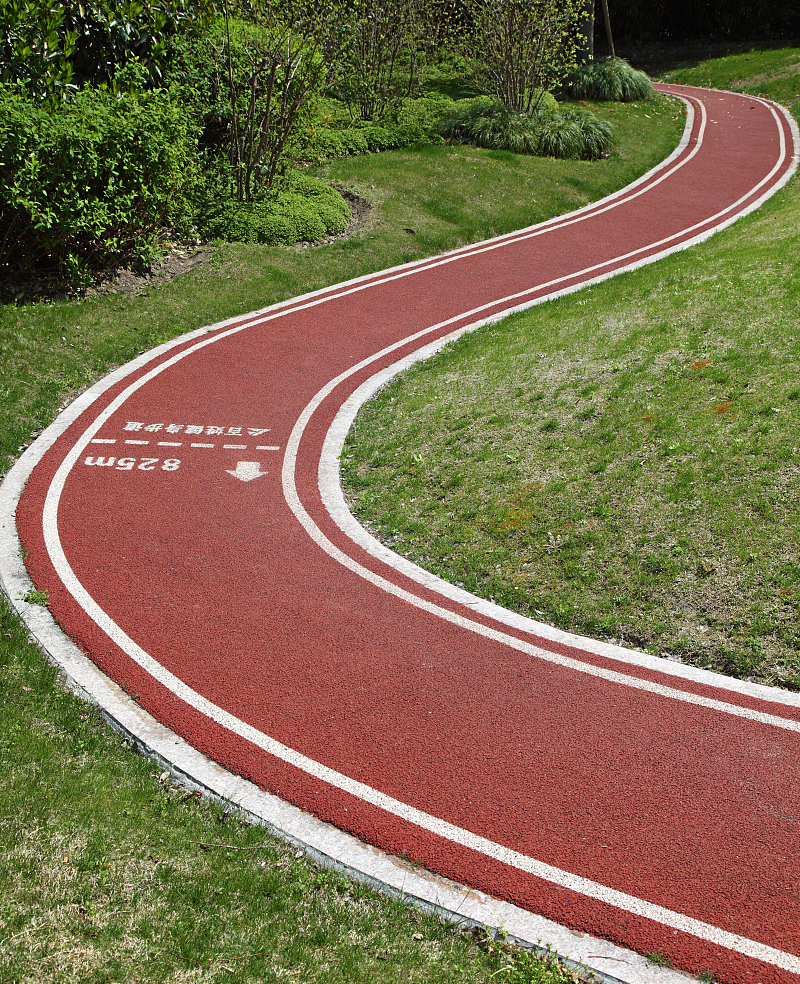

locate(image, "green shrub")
[[306, 94, 454, 163], [567, 57, 654, 102], [310, 127, 371, 161], [536, 107, 614, 159], [0, 0, 209, 101], [0, 83, 199, 277], [197, 172, 350, 246], [440, 99, 613, 160], [441, 101, 543, 153]]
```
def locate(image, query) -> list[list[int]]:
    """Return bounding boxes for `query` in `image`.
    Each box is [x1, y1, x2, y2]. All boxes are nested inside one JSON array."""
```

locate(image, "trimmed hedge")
[[0, 83, 198, 277]]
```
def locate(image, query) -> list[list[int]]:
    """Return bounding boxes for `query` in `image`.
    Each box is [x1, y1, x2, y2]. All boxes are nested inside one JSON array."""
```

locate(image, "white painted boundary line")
[[0, 88, 797, 984]]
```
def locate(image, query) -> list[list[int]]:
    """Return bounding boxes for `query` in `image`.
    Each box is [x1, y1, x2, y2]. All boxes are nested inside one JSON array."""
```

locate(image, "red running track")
[[8, 86, 800, 983]]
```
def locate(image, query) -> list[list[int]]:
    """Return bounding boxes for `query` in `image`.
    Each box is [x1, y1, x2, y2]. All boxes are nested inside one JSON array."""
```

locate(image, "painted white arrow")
[[226, 461, 267, 482]]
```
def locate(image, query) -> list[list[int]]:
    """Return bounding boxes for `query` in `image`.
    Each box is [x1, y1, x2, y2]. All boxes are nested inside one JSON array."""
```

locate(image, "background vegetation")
[[0, 0, 621, 284]]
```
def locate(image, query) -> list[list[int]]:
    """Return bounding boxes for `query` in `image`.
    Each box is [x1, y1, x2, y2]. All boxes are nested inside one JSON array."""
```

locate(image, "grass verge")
[[0, 95, 683, 982], [343, 47, 800, 689]]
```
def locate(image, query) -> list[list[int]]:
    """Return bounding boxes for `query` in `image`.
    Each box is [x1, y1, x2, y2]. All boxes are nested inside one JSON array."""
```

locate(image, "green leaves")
[[0, 84, 199, 275], [0, 0, 212, 101], [567, 58, 655, 103], [439, 99, 614, 160]]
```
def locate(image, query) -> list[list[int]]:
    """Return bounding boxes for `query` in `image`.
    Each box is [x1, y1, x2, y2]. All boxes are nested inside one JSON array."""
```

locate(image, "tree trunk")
[[599, 0, 615, 58], [578, 0, 594, 63]]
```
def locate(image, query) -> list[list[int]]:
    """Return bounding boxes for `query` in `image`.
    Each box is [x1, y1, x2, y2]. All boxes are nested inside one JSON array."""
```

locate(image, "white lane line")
[[124, 439, 148, 445], [282, 311, 800, 733], [223, 444, 248, 449], [158, 441, 183, 447], [36, 427, 800, 976], [90, 438, 116, 444], [317, 338, 800, 712], [256, 445, 281, 451], [190, 443, 215, 448], [31, 92, 800, 974]]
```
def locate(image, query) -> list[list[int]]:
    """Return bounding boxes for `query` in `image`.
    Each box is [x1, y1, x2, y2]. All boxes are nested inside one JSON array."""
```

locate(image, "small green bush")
[[440, 99, 613, 161], [568, 58, 654, 102], [441, 101, 542, 154], [0, 82, 199, 277], [307, 94, 454, 163], [536, 108, 614, 160], [198, 172, 350, 246]]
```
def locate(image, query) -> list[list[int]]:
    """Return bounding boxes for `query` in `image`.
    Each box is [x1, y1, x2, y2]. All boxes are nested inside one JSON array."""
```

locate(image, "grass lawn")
[[1, 46, 794, 983], [344, 46, 800, 691]]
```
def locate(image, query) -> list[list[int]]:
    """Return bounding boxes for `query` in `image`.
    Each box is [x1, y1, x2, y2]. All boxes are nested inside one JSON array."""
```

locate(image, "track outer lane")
[[3, 85, 800, 984]]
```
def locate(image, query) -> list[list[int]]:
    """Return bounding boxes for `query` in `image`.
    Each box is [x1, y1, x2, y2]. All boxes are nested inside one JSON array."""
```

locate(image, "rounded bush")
[[198, 174, 350, 246], [568, 58, 654, 103], [0, 82, 199, 276]]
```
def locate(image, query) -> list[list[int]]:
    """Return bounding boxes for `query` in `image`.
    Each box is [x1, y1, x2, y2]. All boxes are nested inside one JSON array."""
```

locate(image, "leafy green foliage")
[[197, 172, 350, 245], [336, 0, 420, 121], [536, 107, 614, 159], [568, 57, 654, 103], [455, 0, 584, 113], [0, 83, 199, 277], [440, 99, 613, 160], [0, 0, 78, 101], [308, 93, 452, 161], [64, 0, 209, 89], [209, 1, 359, 199], [0, 0, 209, 101]]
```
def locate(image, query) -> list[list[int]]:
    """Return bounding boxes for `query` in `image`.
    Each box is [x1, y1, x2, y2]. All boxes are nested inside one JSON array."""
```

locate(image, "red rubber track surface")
[[15, 86, 800, 984]]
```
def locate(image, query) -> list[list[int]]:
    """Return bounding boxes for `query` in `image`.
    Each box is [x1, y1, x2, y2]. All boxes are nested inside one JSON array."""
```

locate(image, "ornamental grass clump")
[[568, 57, 655, 102], [537, 108, 614, 160], [440, 99, 613, 160]]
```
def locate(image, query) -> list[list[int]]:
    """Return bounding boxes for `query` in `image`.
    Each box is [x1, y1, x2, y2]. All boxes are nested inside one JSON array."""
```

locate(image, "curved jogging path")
[[3, 85, 800, 984]]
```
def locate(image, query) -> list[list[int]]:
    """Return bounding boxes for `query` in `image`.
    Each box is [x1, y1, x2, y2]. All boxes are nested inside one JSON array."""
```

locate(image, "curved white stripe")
[[32, 91, 800, 972]]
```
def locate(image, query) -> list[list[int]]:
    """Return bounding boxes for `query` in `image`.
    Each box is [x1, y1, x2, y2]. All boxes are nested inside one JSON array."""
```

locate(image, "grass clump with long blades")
[[568, 57, 655, 102], [441, 100, 614, 160]]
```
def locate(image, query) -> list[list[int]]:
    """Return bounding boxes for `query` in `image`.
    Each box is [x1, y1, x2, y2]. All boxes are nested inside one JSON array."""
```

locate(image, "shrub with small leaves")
[[307, 94, 453, 163], [0, 82, 199, 277], [197, 172, 350, 246]]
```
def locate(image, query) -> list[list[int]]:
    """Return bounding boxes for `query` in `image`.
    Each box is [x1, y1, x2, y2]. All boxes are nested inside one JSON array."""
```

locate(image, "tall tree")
[[455, 0, 585, 112], [211, 0, 355, 199]]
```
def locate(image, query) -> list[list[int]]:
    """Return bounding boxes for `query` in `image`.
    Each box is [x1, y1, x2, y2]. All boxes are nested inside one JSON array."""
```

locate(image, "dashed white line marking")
[[158, 441, 182, 447], [90, 439, 116, 444], [223, 444, 247, 449], [191, 443, 215, 448], [125, 439, 148, 445], [257, 445, 281, 451]]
